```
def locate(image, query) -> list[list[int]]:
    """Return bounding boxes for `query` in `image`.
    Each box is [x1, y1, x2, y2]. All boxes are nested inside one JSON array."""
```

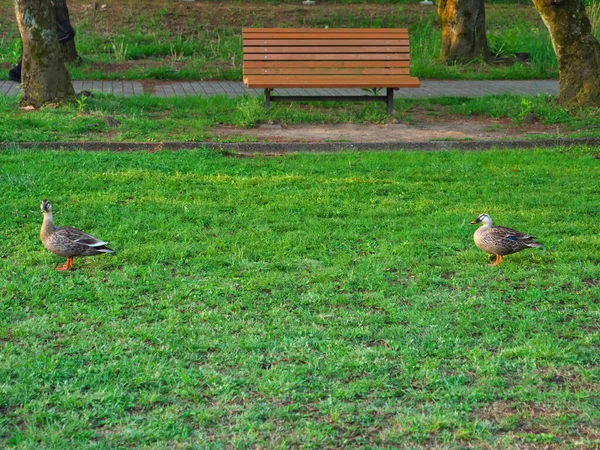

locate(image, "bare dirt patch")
[[212, 117, 559, 144], [475, 400, 600, 445]]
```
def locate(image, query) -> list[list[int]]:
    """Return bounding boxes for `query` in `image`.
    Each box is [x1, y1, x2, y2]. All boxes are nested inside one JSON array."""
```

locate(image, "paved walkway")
[[0, 79, 559, 98]]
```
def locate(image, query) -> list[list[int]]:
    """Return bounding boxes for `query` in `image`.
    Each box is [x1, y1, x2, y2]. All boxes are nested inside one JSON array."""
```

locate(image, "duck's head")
[[471, 213, 492, 226], [41, 199, 52, 214]]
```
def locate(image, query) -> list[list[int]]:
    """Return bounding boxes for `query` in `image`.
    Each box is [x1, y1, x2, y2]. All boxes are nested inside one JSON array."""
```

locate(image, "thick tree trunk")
[[60, 38, 79, 64], [53, 0, 80, 64], [14, 0, 75, 108], [438, 0, 491, 63], [532, 0, 600, 107]]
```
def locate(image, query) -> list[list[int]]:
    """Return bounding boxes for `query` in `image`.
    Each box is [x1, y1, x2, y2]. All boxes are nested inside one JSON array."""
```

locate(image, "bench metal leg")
[[264, 88, 271, 111], [386, 88, 394, 115], [262, 87, 398, 114]]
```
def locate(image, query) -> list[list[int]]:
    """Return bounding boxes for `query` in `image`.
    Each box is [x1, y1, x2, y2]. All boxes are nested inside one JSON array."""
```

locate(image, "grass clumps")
[[1, 147, 599, 447], [1, 93, 600, 143], [0, 1, 566, 81]]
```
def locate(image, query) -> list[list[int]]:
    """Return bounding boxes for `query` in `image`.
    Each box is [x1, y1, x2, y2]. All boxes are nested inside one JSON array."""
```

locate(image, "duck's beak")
[[470, 219, 480, 224]]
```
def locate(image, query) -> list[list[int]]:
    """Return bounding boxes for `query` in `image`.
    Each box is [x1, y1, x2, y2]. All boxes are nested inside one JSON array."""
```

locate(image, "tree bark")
[[532, 0, 600, 107], [52, 0, 80, 64], [14, 0, 75, 108], [438, 0, 491, 63]]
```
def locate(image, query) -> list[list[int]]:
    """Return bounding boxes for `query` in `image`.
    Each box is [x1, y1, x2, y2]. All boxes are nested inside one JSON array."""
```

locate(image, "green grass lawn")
[[0, 1, 568, 81], [2, 1, 600, 82], [1, 147, 599, 448], [2, 93, 600, 143]]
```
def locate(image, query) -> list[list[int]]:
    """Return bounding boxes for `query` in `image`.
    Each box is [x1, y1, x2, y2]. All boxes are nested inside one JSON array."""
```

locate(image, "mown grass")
[[0, 0, 575, 81], [2, 93, 600, 143], [1, 147, 599, 448]]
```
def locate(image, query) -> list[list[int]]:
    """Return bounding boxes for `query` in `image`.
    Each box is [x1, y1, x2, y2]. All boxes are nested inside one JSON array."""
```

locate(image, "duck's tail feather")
[[526, 239, 543, 248]]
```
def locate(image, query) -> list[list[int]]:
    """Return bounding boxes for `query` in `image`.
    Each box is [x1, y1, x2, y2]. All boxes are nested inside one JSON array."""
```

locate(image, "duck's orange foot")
[[488, 255, 503, 266], [56, 257, 74, 271]]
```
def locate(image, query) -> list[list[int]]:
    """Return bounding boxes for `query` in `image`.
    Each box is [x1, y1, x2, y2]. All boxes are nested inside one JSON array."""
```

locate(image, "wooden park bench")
[[242, 28, 420, 114]]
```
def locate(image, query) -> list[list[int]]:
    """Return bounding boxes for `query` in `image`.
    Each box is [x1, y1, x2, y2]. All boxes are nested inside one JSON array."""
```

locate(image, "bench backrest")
[[243, 28, 412, 78]]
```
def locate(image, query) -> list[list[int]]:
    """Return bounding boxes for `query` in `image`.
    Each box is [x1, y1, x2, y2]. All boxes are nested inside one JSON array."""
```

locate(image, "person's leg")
[[7, 56, 22, 83], [56, 18, 75, 43]]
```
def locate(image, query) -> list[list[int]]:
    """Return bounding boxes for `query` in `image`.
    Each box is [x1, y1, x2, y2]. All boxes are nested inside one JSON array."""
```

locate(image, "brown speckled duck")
[[40, 199, 114, 271], [471, 213, 542, 266]]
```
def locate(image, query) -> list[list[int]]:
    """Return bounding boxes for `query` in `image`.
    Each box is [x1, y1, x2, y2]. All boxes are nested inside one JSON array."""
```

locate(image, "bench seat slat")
[[243, 30, 408, 36], [243, 27, 408, 32], [244, 39, 409, 46], [244, 68, 410, 75], [244, 46, 410, 54], [244, 61, 411, 68], [243, 32, 408, 39], [244, 54, 410, 61], [244, 75, 420, 89]]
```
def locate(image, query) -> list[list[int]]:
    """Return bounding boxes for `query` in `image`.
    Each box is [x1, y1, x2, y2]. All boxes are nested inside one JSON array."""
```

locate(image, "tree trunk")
[[53, 0, 80, 64], [438, 0, 491, 63], [14, 0, 75, 108], [532, 0, 600, 107]]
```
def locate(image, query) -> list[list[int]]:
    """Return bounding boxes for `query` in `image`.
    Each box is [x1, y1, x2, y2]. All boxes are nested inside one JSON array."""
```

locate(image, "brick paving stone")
[[0, 81, 18, 96], [81, 81, 93, 92], [227, 81, 245, 92], [190, 82, 204, 94], [205, 82, 220, 94], [215, 82, 232, 95], [133, 82, 143, 95], [162, 84, 177, 97], [202, 83, 217, 94], [155, 84, 166, 97], [173, 83, 186, 97], [113, 81, 124, 97], [185, 82, 197, 94], [7, 83, 21, 96], [0, 81, 13, 95], [179, 82, 194, 95], [122, 81, 134, 97]]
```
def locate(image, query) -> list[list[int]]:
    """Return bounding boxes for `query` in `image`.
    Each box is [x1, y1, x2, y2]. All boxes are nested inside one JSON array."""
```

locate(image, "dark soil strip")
[[2, 138, 600, 154]]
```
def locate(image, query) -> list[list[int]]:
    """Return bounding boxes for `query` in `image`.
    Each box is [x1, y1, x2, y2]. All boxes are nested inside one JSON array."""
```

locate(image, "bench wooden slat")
[[243, 32, 408, 39], [244, 53, 410, 61], [244, 39, 409, 46], [244, 46, 410, 54], [246, 53, 410, 61], [244, 68, 410, 75], [242, 32, 409, 37], [243, 27, 408, 32], [244, 75, 420, 89], [243, 60, 411, 68]]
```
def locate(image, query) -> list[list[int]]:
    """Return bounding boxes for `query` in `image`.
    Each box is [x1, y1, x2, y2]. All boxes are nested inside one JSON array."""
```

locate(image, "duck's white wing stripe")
[[74, 238, 108, 247]]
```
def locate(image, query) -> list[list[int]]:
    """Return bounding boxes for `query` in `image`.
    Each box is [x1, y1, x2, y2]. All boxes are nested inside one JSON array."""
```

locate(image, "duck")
[[471, 213, 542, 266], [40, 199, 114, 271]]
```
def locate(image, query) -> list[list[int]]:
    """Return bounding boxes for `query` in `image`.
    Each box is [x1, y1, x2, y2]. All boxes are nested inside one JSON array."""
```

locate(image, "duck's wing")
[[493, 226, 541, 244], [55, 226, 113, 251], [493, 226, 533, 239]]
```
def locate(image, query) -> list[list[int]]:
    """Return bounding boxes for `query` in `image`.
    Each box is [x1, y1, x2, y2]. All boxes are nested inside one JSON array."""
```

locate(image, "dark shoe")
[[8, 68, 21, 83]]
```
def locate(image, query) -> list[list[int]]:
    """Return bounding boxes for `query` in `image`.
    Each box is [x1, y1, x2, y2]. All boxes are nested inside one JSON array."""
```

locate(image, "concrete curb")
[[1, 138, 599, 154]]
